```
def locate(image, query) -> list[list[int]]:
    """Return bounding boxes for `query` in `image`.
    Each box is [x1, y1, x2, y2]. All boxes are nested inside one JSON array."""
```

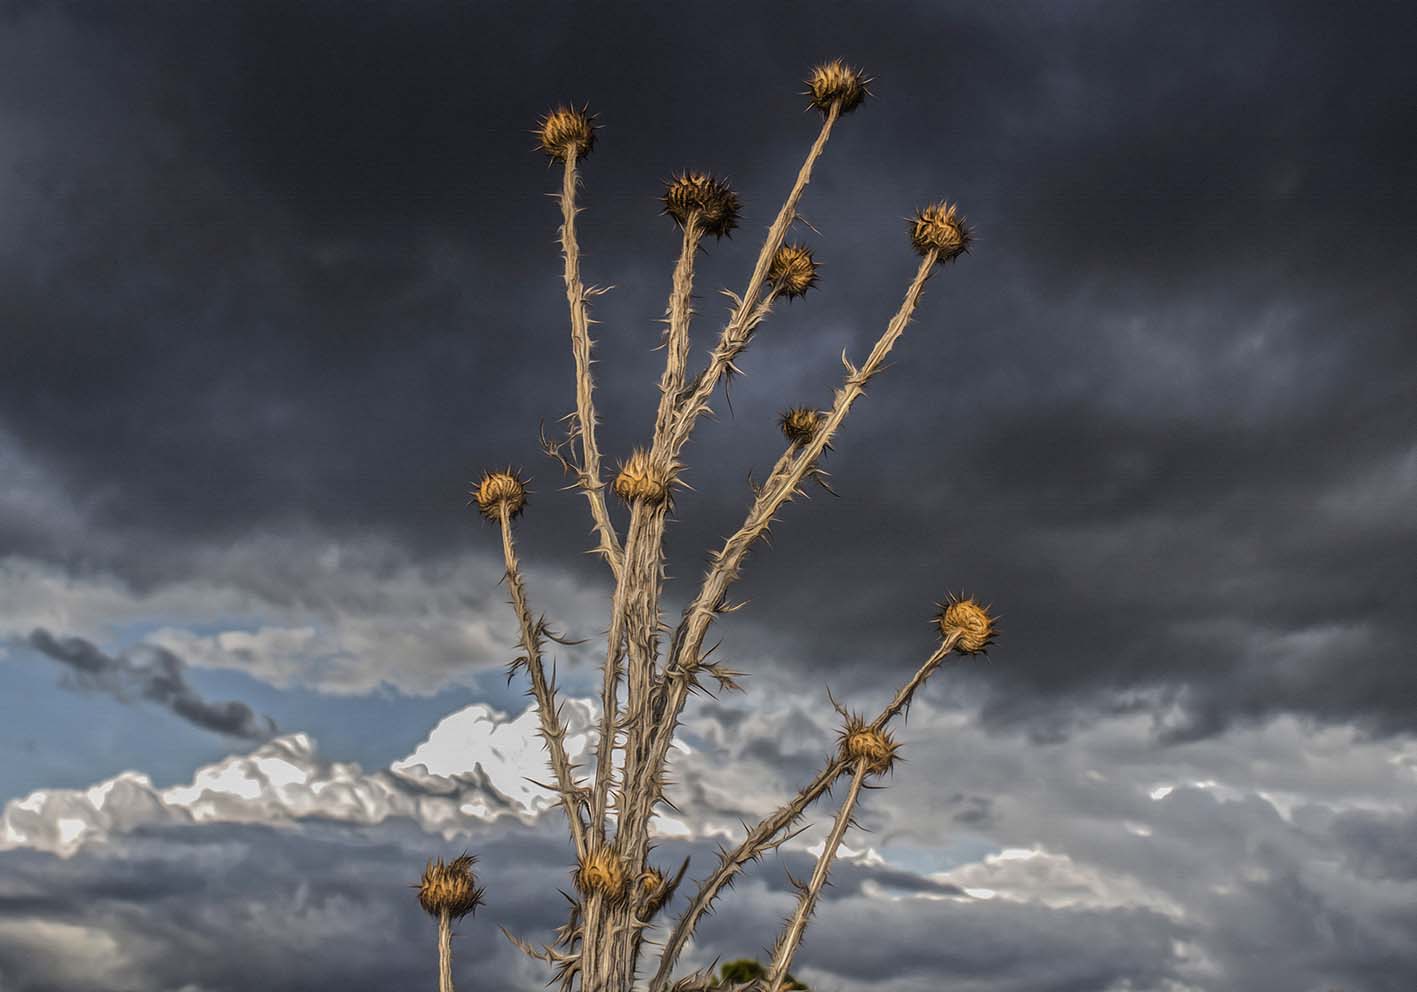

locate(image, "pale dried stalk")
[[438, 909, 454, 992], [645, 637, 956, 992], [631, 250, 941, 867], [763, 758, 870, 992], [559, 149, 624, 579], [498, 503, 589, 859]]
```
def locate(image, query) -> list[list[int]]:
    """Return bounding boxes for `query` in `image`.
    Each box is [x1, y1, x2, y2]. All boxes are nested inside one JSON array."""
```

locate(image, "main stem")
[[438, 909, 455, 992]]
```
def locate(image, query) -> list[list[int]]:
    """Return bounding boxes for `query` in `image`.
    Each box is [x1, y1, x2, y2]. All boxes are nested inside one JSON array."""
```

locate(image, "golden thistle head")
[[838, 713, 901, 776], [779, 407, 824, 446], [662, 172, 740, 239], [537, 105, 596, 162], [806, 59, 870, 115], [638, 867, 669, 908], [416, 853, 486, 920], [472, 469, 529, 520], [768, 243, 819, 299], [936, 593, 997, 654], [910, 202, 972, 263], [613, 449, 672, 506], [575, 847, 627, 901]]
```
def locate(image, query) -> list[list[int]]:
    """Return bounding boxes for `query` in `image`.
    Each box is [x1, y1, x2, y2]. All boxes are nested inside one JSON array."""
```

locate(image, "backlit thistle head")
[[416, 853, 486, 920], [575, 846, 627, 902], [838, 712, 901, 776], [936, 593, 998, 654], [806, 59, 870, 115], [663, 172, 740, 239], [768, 243, 819, 299], [537, 105, 596, 162], [779, 407, 824, 446], [613, 449, 672, 506], [910, 202, 972, 263], [472, 469, 529, 520]]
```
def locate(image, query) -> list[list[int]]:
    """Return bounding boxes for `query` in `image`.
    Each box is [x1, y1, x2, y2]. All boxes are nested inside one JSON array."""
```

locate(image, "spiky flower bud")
[[838, 713, 900, 776], [936, 593, 997, 654], [613, 449, 672, 505], [662, 172, 740, 239], [806, 59, 869, 115], [910, 202, 972, 263], [472, 469, 529, 520], [417, 854, 486, 920], [537, 105, 596, 162], [768, 243, 819, 299], [575, 846, 627, 901], [638, 867, 671, 913], [779, 407, 824, 446]]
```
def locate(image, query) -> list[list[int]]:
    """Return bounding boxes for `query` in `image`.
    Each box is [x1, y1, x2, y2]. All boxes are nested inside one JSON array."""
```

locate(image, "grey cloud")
[[26, 629, 277, 740]]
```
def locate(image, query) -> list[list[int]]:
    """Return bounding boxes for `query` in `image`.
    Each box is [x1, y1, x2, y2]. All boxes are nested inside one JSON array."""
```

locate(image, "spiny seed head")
[[936, 593, 998, 654], [838, 713, 901, 776], [472, 469, 528, 520], [806, 59, 870, 115], [575, 847, 626, 901], [779, 407, 824, 446], [910, 201, 972, 263], [613, 449, 672, 505], [417, 854, 485, 920], [768, 243, 819, 299], [537, 105, 596, 162], [662, 172, 740, 239], [638, 867, 670, 911]]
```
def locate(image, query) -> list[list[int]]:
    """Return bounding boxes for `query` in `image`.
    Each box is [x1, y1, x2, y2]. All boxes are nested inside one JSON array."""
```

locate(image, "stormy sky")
[[2, 2, 1415, 991]]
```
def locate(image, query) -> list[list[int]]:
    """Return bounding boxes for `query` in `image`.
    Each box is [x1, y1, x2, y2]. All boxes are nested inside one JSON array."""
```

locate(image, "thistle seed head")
[[662, 172, 740, 239], [638, 867, 670, 911], [417, 854, 486, 920], [575, 847, 627, 901], [472, 469, 529, 520], [768, 243, 819, 299], [838, 713, 901, 776], [613, 449, 672, 505], [936, 593, 997, 654], [779, 406, 824, 446], [537, 105, 596, 162], [910, 201, 972, 263], [806, 59, 870, 115]]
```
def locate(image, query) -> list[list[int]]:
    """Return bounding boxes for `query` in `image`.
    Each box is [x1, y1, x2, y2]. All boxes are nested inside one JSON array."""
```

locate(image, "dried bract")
[[538, 105, 596, 161], [473, 469, 529, 520], [417, 854, 486, 920], [838, 713, 901, 775], [663, 172, 740, 239], [779, 407, 824, 446], [575, 847, 627, 901], [768, 243, 819, 299], [910, 201, 972, 263], [936, 593, 997, 654], [806, 59, 869, 115], [613, 449, 672, 505]]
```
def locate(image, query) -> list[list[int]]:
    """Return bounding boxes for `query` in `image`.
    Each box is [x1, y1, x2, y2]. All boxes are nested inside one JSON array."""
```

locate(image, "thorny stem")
[[646, 636, 958, 992], [763, 759, 871, 992], [499, 504, 589, 860], [559, 149, 624, 580]]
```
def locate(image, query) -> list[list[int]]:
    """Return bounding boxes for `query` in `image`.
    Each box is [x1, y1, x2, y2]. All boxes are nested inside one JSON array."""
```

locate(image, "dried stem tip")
[[613, 449, 672, 505], [473, 469, 529, 520], [663, 172, 740, 239], [779, 406, 824, 446], [806, 59, 870, 115], [575, 846, 627, 901], [417, 854, 486, 920], [537, 105, 596, 161], [839, 713, 901, 775], [910, 201, 972, 262], [768, 243, 819, 299], [936, 593, 998, 654]]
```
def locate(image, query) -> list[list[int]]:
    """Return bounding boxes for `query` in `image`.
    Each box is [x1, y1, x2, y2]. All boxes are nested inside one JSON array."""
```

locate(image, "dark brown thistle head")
[[472, 469, 529, 520], [779, 407, 824, 447], [537, 105, 596, 162], [417, 853, 486, 920], [806, 59, 870, 115], [768, 243, 819, 299], [662, 172, 740, 239], [935, 593, 998, 654], [910, 202, 972, 263]]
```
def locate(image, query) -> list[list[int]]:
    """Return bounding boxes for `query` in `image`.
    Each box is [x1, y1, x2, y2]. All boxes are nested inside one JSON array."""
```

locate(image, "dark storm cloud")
[[26, 628, 277, 740], [2, 0, 1416, 737]]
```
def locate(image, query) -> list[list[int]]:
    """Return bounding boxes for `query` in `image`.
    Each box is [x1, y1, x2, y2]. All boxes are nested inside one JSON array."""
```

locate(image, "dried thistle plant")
[[456, 58, 999, 992], [416, 854, 486, 992]]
